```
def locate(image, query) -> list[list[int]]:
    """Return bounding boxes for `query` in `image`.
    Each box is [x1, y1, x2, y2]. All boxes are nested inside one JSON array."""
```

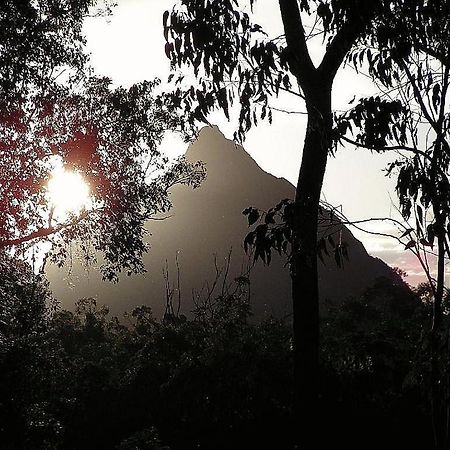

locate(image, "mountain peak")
[[47, 126, 400, 318], [186, 126, 248, 167], [185, 126, 293, 195]]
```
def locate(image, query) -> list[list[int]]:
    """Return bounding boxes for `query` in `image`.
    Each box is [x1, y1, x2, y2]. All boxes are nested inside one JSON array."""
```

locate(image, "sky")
[[82, 0, 426, 284]]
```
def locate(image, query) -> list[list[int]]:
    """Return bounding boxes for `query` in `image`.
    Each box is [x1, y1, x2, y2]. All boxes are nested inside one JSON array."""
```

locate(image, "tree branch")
[[339, 135, 430, 159], [0, 211, 89, 248], [278, 0, 315, 83], [319, 19, 364, 81]]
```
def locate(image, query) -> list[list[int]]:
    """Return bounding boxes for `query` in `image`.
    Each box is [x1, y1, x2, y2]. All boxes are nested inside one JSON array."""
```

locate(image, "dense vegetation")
[[0, 254, 436, 449], [2, 1, 450, 448], [163, 3, 450, 446]]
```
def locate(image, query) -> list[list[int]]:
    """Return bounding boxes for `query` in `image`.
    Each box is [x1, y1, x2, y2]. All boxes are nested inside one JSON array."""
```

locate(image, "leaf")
[[400, 228, 414, 238], [341, 243, 349, 261], [266, 250, 271, 265], [164, 42, 173, 59], [416, 205, 423, 225], [317, 2, 332, 30], [327, 235, 335, 248], [404, 240, 416, 250], [243, 231, 255, 253], [163, 10, 170, 40], [432, 83, 441, 111], [247, 208, 259, 226], [265, 210, 275, 224], [426, 224, 435, 247], [334, 247, 342, 268], [419, 238, 431, 247], [217, 87, 229, 118], [255, 223, 268, 238]]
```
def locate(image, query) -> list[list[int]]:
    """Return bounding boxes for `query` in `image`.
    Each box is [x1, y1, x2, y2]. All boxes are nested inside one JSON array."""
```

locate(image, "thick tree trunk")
[[292, 81, 332, 448], [276, 4, 372, 448]]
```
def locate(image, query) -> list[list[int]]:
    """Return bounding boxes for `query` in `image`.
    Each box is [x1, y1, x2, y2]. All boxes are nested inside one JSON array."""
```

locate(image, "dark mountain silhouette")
[[47, 126, 401, 318]]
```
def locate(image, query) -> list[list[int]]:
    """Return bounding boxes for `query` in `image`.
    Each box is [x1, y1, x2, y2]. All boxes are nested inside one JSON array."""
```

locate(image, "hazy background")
[[82, 0, 421, 282]]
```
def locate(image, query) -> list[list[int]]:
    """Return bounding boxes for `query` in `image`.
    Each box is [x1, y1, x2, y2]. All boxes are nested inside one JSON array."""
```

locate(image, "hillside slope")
[[47, 126, 399, 318]]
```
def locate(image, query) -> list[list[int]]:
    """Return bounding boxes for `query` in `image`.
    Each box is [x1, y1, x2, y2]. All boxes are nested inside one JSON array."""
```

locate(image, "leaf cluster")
[[243, 200, 349, 268], [0, 76, 206, 280], [163, 1, 297, 141], [334, 96, 408, 150]]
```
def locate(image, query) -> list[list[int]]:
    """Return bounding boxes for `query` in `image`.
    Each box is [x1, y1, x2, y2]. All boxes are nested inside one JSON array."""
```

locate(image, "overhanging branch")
[[278, 0, 315, 83], [0, 210, 89, 248]]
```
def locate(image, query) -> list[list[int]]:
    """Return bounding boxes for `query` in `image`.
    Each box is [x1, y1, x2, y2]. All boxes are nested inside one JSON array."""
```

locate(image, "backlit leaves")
[[163, 0, 391, 141], [339, 1, 450, 263], [334, 96, 408, 150], [162, 1, 299, 141], [243, 199, 348, 267], [0, 76, 205, 281]]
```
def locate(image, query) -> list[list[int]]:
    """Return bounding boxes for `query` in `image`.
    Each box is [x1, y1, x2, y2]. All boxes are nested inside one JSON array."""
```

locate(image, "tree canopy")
[[331, 2, 450, 447], [0, 0, 205, 280], [0, 265, 431, 449], [0, 0, 97, 99]]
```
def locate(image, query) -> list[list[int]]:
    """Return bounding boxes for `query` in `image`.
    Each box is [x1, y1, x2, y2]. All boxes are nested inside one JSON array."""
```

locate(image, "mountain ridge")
[[47, 126, 401, 318]]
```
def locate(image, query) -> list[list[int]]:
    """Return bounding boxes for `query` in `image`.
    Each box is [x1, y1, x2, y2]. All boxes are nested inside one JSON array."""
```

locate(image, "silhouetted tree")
[[0, 1, 205, 280], [0, 75, 205, 280], [162, 1, 398, 445], [335, 2, 450, 447]]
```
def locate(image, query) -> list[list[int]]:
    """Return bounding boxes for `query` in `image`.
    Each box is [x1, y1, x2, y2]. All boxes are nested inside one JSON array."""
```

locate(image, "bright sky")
[[83, 0, 424, 283]]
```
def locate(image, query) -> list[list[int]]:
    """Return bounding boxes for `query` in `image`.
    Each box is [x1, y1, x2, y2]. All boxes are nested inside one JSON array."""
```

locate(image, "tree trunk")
[[292, 80, 332, 448], [432, 231, 445, 450], [446, 326, 450, 449], [276, 3, 372, 447]]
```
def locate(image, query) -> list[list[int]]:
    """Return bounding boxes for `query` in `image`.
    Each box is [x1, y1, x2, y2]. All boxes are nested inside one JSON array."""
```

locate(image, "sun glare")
[[47, 168, 91, 218]]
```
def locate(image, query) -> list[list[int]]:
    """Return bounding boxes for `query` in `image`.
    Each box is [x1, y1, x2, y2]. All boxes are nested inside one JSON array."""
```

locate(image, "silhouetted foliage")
[[1, 3, 447, 449], [335, 2, 450, 446], [243, 199, 349, 267], [162, 3, 408, 445], [0, 0, 103, 101], [0, 1, 205, 281], [0, 258, 435, 449], [320, 277, 432, 449]]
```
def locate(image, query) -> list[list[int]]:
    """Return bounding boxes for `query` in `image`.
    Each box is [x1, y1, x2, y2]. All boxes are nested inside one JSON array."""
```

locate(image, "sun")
[[47, 167, 91, 218]]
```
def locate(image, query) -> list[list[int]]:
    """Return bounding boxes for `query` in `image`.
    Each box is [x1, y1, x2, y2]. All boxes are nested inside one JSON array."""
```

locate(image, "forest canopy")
[[0, 0, 204, 280]]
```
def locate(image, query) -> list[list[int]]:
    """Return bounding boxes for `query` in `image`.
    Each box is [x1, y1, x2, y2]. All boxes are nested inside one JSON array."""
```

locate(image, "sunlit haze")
[[82, 0, 421, 282]]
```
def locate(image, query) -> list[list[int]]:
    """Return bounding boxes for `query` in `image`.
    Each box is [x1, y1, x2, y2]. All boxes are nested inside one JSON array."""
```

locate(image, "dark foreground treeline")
[[0, 260, 437, 449]]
